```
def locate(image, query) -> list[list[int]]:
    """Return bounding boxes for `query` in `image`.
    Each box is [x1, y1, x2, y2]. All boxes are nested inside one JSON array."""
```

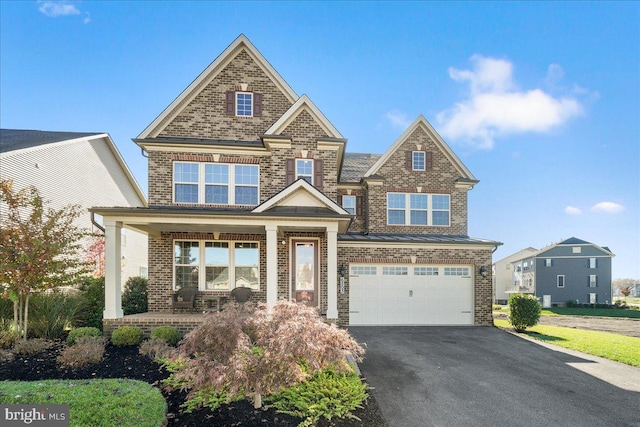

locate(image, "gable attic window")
[[342, 195, 356, 215], [225, 90, 263, 117], [406, 151, 433, 171], [286, 158, 324, 188], [296, 159, 314, 184]]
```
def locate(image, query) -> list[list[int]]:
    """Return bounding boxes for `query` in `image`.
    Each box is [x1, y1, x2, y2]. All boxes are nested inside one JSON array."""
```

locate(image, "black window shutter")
[[406, 151, 413, 170], [225, 91, 235, 116], [314, 159, 323, 188], [253, 93, 263, 117], [286, 159, 295, 185], [356, 196, 363, 217], [425, 151, 433, 170]]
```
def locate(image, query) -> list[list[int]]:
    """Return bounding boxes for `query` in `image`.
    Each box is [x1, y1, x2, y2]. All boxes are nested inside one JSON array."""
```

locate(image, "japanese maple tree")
[[0, 179, 88, 339]]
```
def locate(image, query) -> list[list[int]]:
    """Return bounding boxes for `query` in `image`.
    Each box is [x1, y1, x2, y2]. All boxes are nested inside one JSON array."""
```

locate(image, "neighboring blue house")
[[507, 237, 614, 307]]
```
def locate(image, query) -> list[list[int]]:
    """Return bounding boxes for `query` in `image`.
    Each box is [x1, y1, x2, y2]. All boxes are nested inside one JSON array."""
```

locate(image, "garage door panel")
[[349, 265, 473, 326]]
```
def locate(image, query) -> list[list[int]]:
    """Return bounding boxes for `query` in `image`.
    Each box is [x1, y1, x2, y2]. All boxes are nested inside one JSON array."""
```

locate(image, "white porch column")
[[103, 219, 123, 319], [265, 224, 278, 307], [326, 224, 338, 320]]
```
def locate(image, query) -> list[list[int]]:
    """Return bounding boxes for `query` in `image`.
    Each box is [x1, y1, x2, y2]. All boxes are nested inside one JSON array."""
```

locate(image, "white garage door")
[[349, 264, 474, 325]]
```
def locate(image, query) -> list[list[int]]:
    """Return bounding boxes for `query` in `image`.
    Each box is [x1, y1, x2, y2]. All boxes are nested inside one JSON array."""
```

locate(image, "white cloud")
[[545, 64, 564, 86], [83, 12, 91, 24], [436, 55, 584, 149], [38, 1, 81, 17], [384, 110, 412, 130], [565, 206, 582, 216], [591, 202, 625, 214]]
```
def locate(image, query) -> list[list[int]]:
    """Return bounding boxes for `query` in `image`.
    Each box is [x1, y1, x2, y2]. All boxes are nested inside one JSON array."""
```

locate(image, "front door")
[[292, 241, 318, 306]]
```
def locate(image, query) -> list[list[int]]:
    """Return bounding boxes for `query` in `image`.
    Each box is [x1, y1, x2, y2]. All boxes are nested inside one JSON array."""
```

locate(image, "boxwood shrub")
[[67, 327, 102, 346], [111, 326, 143, 347], [150, 326, 181, 346], [508, 294, 541, 332]]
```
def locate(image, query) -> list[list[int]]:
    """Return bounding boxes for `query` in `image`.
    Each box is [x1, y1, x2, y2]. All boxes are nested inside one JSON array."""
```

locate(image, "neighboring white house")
[[0, 129, 148, 281], [493, 247, 538, 304]]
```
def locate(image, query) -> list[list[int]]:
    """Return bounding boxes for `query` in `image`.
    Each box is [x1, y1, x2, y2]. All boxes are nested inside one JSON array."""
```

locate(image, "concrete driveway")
[[348, 326, 640, 427]]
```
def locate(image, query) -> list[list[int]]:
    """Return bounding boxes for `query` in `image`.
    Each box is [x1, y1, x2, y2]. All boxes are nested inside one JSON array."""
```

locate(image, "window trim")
[[589, 258, 597, 269], [173, 162, 259, 206], [295, 159, 314, 184], [412, 151, 426, 171], [342, 195, 356, 215], [589, 275, 597, 288], [386, 192, 450, 227], [173, 239, 260, 291], [557, 275, 565, 288], [235, 91, 253, 117]]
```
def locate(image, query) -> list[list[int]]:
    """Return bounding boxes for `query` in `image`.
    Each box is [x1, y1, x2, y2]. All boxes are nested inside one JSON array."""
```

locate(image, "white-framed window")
[[174, 162, 259, 206], [415, 267, 439, 276], [589, 293, 597, 304], [295, 159, 314, 184], [412, 151, 426, 171], [589, 258, 597, 269], [557, 275, 565, 288], [342, 195, 356, 215], [572, 247, 582, 254], [589, 275, 597, 287], [387, 192, 450, 226], [174, 240, 260, 291], [444, 267, 470, 276], [351, 266, 377, 276], [236, 92, 253, 117], [382, 266, 408, 275], [545, 259, 552, 267], [139, 266, 148, 278]]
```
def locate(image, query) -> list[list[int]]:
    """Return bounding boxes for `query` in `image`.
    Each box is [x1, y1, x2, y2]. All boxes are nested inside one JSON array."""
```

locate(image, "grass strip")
[[494, 319, 640, 367], [0, 379, 166, 427], [539, 307, 640, 318]]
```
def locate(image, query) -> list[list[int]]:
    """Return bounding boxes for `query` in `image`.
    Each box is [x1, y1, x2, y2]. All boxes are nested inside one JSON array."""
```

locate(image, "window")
[[589, 293, 597, 304], [444, 267, 470, 276], [412, 151, 426, 171], [572, 247, 582, 254], [557, 275, 565, 288], [387, 193, 450, 226], [295, 159, 314, 184], [139, 266, 148, 279], [174, 162, 259, 205], [342, 195, 356, 215], [236, 92, 253, 116], [382, 266, 408, 275], [175, 240, 260, 291], [415, 267, 439, 276], [589, 275, 597, 287], [545, 259, 552, 267], [351, 266, 377, 275], [589, 258, 597, 269]]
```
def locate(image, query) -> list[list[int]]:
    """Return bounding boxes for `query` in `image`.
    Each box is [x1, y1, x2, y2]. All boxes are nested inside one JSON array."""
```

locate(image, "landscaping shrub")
[[0, 349, 14, 363], [77, 277, 105, 330], [67, 327, 102, 346], [122, 276, 148, 315], [508, 294, 541, 332], [57, 336, 107, 368], [12, 338, 55, 355], [266, 367, 367, 427], [111, 326, 143, 346], [0, 330, 19, 349], [163, 300, 364, 411], [27, 291, 82, 340], [140, 337, 175, 362], [150, 326, 181, 346]]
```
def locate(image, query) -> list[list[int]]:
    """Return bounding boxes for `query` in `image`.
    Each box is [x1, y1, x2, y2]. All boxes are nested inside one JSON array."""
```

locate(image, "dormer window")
[[296, 159, 314, 184], [236, 92, 253, 116]]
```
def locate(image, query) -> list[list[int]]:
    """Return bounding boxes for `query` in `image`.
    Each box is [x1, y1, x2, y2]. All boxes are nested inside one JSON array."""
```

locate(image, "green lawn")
[[494, 319, 640, 367], [539, 307, 640, 318], [0, 379, 166, 427]]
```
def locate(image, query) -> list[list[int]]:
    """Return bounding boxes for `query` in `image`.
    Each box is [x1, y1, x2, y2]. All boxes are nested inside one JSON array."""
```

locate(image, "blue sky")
[[1, 1, 638, 280]]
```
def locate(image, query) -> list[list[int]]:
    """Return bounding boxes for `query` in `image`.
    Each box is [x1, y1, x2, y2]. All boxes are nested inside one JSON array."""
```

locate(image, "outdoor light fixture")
[[479, 266, 488, 278], [339, 265, 346, 277]]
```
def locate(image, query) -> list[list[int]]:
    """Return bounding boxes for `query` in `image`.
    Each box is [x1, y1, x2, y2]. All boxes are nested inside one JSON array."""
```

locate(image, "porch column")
[[265, 224, 278, 307], [326, 224, 338, 319], [104, 219, 123, 319]]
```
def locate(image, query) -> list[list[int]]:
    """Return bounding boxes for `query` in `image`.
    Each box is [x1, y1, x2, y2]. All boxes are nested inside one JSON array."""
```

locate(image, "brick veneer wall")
[[336, 245, 494, 326], [367, 126, 469, 235], [103, 316, 205, 339], [159, 49, 293, 141]]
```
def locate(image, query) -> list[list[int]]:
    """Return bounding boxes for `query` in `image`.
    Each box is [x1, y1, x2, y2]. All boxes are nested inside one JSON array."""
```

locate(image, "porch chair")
[[230, 286, 252, 303], [172, 287, 198, 313]]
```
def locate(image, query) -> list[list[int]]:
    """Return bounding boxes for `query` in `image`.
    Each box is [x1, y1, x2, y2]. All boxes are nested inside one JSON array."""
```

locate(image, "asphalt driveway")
[[348, 326, 640, 427]]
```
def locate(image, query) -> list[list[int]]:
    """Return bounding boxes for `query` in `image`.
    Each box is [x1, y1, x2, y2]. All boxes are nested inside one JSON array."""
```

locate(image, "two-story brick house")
[[92, 35, 500, 332]]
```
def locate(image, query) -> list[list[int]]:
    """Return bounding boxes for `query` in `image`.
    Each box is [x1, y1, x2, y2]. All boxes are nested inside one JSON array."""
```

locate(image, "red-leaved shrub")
[[164, 300, 364, 409]]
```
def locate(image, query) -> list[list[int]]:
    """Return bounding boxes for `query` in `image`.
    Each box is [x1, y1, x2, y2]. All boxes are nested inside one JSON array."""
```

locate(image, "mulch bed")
[[0, 342, 387, 427]]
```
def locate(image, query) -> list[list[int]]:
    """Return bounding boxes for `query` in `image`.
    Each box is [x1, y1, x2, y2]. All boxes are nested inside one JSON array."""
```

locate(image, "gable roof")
[[364, 115, 477, 182], [0, 129, 101, 153], [340, 153, 382, 182], [264, 94, 344, 139], [0, 129, 147, 207], [138, 34, 299, 139], [253, 178, 349, 215]]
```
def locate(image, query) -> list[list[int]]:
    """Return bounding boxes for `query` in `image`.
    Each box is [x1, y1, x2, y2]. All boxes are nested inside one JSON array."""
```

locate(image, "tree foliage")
[[122, 276, 148, 315], [164, 300, 364, 410], [508, 293, 541, 332], [0, 179, 88, 339]]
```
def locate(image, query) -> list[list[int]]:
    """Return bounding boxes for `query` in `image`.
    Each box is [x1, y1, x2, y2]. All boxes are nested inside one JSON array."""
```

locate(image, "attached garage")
[[349, 264, 474, 325]]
